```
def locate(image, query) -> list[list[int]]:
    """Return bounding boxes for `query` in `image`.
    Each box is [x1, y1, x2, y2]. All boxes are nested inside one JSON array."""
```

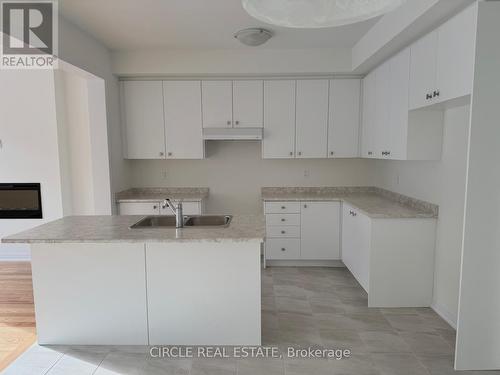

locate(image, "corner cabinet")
[[328, 79, 361, 158], [263, 79, 360, 159], [264, 201, 341, 261], [121, 80, 204, 160], [341, 203, 437, 307]]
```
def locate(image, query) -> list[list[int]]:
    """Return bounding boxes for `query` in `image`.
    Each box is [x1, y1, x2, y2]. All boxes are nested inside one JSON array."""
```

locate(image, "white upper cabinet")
[[361, 71, 377, 158], [295, 80, 329, 158], [232, 80, 263, 128], [436, 3, 477, 103], [163, 81, 204, 159], [409, 31, 439, 110], [410, 3, 477, 110], [201, 80, 233, 128], [374, 62, 391, 157], [121, 81, 166, 159], [262, 80, 296, 159], [328, 79, 360, 158], [385, 48, 411, 160]]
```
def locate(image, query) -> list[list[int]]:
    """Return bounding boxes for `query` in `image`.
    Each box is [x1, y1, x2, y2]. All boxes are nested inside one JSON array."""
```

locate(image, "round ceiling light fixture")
[[241, 0, 407, 28], [234, 28, 273, 46]]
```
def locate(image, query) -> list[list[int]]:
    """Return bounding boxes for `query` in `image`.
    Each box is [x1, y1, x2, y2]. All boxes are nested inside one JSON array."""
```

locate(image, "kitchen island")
[[2, 215, 265, 346]]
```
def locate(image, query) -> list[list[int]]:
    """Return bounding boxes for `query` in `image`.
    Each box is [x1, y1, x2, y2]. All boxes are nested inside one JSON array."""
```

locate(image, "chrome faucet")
[[162, 199, 184, 228]]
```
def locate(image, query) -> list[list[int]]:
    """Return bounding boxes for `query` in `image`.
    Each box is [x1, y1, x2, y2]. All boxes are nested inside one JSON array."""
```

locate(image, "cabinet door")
[[163, 81, 204, 159], [121, 81, 166, 159], [201, 80, 232, 128], [409, 31, 438, 110], [300, 201, 340, 260], [361, 71, 376, 158], [328, 79, 360, 158], [295, 80, 329, 158], [119, 202, 160, 215], [386, 48, 410, 160], [436, 4, 477, 103], [233, 80, 263, 128], [262, 80, 296, 159], [374, 63, 391, 158], [341, 204, 371, 292]]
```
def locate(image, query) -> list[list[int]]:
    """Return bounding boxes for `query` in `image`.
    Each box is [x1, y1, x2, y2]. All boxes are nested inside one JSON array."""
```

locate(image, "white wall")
[[372, 105, 470, 327], [59, 16, 131, 202], [54, 68, 112, 215], [129, 141, 374, 214], [0, 70, 63, 260], [112, 48, 352, 76]]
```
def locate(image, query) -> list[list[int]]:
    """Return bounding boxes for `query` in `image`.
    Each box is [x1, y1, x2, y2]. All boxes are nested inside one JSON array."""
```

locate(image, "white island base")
[[30, 240, 262, 346]]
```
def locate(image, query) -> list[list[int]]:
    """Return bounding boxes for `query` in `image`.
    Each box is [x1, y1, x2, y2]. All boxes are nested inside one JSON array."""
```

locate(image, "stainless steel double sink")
[[130, 215, 232, 229]]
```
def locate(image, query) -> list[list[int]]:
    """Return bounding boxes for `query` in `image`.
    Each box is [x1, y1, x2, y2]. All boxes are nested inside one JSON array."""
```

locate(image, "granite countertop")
[[2, 214, 265, 244], [261, 187, 438, 219], [115, 187, 209, 203]]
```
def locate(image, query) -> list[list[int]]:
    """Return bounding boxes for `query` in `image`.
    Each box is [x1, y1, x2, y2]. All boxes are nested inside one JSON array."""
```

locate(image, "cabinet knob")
[[289, 151, 293, 156], [426, 93, 433, 100], [281, 230, 286, 234], [433, 90, 440, 98], [281, 206, 286, 209], [159, 152, 164, 157], [168, 152, 173, 157], [281, 248, 286, 252], [235, 120, 239, 125], [153, 205, 158, 209], [330, 151, 334, 156], [281, 218, 286, 222], [368, 151, 373, 156], [298, 152, 302, 156], [227, 120, 231, 126], [303, 204, 307, 208]]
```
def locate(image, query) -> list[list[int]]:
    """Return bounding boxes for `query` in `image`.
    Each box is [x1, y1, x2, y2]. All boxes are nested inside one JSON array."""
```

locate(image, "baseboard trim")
[[431, 301, 457, 330], [266, 259, 345, 267]]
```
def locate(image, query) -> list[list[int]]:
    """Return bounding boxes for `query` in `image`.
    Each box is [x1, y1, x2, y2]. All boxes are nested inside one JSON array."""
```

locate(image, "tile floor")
[[2, 267, 499, 375]]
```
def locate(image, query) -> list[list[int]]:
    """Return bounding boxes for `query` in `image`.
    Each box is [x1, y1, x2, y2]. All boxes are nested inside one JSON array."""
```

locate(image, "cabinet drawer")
[[266, 214, 300, 226], [119, 202, 160, 215], [266, 239, 300, 260], [266, 225, 300, 238], [264, 202, 301, 214]]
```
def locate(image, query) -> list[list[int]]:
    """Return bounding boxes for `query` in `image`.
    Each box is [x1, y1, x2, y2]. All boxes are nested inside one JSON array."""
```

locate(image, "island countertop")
[[261, 187, 438, 219], [2, 214, 265, 244]]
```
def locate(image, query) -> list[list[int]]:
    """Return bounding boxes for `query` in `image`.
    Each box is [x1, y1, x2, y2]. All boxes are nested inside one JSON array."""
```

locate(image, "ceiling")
[[59, 0, 379, 51]]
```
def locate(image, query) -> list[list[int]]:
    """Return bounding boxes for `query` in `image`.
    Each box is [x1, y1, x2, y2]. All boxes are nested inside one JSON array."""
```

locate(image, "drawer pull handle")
[[281, 206, 286, 209], [281, 248, 286, 251], [281, 230, 286, 234], [281, 218, 286, 222]]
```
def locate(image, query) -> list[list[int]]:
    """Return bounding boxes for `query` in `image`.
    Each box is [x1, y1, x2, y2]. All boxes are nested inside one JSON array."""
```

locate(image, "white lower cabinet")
[[265, 201, 340, 261], [118, 201, 202, 216], [300, 201, 341, 260], [341, 203, 371, 292], [341, 203, 437, 307]]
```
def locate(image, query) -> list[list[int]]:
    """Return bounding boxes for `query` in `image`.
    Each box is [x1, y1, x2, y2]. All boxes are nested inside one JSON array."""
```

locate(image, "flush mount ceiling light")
[[241, 0, 407, 28], [234, 28, 273, 46]]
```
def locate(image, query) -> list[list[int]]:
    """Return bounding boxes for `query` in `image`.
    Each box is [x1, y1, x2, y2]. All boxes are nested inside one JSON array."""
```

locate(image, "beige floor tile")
[[370, 353, 430, 375], [359, 331, 412, 353], [320, 329, 367, 354], [399, 332, 454, 355]]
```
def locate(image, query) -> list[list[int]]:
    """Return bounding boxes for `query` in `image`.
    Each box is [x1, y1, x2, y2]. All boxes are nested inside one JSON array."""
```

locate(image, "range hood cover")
[[203, 127, 263, 140]]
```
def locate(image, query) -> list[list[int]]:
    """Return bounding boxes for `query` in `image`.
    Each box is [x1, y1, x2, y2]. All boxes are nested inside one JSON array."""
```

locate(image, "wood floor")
[[0, 262, 36, 371]]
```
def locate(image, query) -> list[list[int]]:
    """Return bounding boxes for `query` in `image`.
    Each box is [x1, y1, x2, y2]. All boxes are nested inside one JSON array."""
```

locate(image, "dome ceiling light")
[[234, 28, 273, 46], [241, 0, 407, 28]]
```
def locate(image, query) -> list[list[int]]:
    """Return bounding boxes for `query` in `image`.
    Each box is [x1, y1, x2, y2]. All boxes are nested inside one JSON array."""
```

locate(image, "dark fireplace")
[[0, 183, 43, 219]]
